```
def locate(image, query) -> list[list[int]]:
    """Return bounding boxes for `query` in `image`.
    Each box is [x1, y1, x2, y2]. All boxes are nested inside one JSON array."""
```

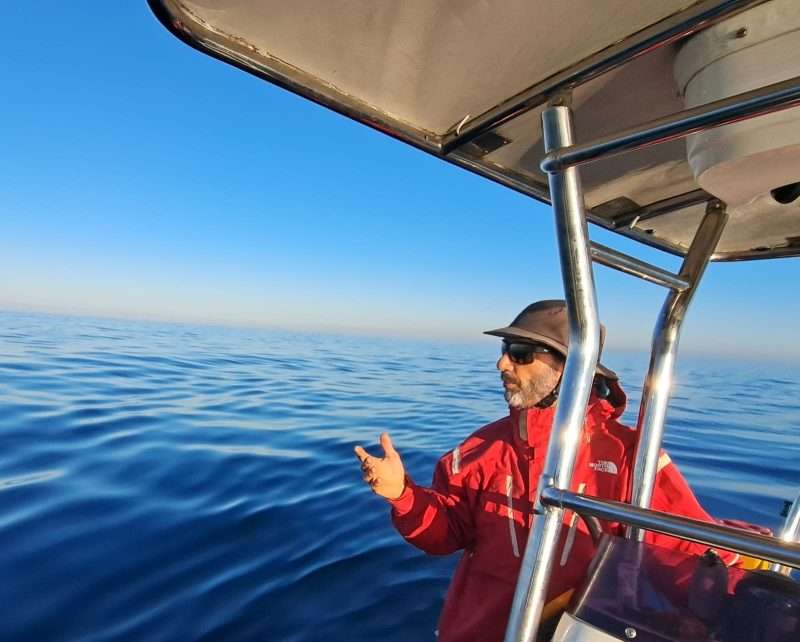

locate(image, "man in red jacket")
[[355, 300, 738, 642]]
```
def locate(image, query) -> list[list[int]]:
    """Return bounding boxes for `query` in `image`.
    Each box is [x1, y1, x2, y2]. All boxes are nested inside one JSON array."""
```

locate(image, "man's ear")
[[547, 352, 566, 375]]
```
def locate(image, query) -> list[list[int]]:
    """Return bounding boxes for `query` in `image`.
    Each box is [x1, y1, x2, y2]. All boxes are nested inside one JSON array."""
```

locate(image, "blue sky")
[[2, 3, 798, 360]]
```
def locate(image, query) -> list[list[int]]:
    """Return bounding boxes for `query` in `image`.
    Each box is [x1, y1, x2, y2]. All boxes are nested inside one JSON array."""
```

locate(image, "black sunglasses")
[[501, 341, 551, 365]]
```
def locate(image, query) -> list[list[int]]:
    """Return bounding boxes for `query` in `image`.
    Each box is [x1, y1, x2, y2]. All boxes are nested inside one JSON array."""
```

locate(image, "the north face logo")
[[589, 460, 618, 474]]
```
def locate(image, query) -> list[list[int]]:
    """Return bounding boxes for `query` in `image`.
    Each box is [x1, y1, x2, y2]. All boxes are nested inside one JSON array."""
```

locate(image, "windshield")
[[571, 536, 800, 642]]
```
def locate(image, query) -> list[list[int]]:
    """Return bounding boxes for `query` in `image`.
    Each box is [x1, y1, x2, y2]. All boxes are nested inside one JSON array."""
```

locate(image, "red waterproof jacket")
[[389, 383, 738, 642]]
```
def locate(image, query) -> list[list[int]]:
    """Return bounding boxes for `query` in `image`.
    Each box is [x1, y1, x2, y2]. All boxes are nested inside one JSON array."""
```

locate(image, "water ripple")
[[0, 470, 64, 491], [0, 311, 797, 641]]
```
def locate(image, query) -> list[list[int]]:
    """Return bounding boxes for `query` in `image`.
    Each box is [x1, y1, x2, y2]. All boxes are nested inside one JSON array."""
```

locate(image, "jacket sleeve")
[[387, 452, 475, 556], [648, 452, 740, 566]]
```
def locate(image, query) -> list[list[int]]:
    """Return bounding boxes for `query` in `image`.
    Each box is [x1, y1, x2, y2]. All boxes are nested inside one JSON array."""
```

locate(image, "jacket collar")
[[508, 383, 628, 450], [509, 404, 557, 450]]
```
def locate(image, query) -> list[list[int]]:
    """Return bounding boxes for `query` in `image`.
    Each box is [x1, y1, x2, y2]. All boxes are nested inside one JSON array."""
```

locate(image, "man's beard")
[[504, 383, 536, 409], [503, 375, 558, 409], [505, 388, 527, 408]]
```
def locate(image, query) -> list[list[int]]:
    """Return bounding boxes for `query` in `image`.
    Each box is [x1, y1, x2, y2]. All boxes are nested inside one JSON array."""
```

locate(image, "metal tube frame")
[[771, 494, 800, 573], [541, 75, 800, 172], [442, 0, 769, 153], [780, 495, 800, 542], [610, 189, 711, 230], [503, 76, 800, 638], [590, 242, 690, 291], [504, 105, 601, 642], [506, 70, 782, 640], [628, 201, 728, 541], [541, 488, 800, 569]]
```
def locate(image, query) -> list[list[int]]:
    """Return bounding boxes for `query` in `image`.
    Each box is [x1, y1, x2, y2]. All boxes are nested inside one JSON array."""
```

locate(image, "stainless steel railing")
[[541, 488, 800, 569], [589, 242, 690, 291], [628, 202, 727, 541], [540, 75, 800, 172], [504, 103, 602, 642], [506, 53, 800, 642]]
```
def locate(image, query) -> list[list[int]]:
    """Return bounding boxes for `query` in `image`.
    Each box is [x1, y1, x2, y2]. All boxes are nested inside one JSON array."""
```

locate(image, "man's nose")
[[497, 353, 513, 371]]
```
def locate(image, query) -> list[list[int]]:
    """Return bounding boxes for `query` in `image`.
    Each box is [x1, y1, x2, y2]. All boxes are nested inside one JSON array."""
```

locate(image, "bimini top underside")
[[149, 0, 800, 261]]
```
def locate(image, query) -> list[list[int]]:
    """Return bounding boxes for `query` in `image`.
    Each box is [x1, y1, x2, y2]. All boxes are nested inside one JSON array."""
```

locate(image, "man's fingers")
[[354, 445, 370, 462], [362, 467, 381, 487], [380, 432, 397, 458]]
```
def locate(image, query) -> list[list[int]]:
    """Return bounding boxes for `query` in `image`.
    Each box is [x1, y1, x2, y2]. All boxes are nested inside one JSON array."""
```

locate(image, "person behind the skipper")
[[355, 300, 739, 642]]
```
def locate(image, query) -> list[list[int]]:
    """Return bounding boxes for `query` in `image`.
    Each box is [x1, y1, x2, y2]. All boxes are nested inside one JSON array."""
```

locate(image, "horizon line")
[[2, 302, 797, 364]]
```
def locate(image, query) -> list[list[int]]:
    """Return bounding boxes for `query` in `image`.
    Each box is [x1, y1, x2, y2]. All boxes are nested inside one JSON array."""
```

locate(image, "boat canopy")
[[149, 0, 800, 261]]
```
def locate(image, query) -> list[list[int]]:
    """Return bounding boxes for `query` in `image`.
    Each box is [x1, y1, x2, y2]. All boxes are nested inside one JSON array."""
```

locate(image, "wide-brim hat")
[[484, 299, 618, 380]]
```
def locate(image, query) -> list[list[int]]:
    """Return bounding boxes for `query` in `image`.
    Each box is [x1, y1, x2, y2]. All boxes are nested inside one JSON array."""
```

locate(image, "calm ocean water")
[[1, 311, 798, 641]]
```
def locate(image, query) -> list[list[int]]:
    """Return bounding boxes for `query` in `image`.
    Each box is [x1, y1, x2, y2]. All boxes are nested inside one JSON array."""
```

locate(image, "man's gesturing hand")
[[354, 432, 406, 500]]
